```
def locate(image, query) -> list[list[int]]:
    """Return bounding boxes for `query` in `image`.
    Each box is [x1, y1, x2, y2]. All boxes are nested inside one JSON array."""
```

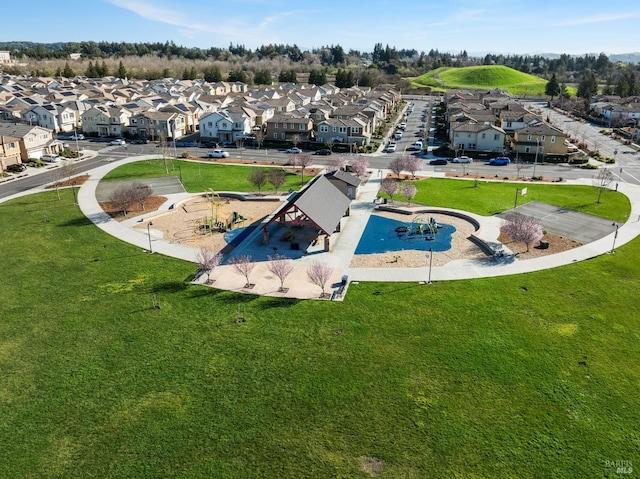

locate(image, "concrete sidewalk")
[[5, 154, 639, 300]]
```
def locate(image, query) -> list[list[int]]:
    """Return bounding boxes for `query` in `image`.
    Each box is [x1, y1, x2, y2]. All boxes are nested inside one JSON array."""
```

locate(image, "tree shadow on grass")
[[371, 283, 426, 296], [152, 281, 189, 294]]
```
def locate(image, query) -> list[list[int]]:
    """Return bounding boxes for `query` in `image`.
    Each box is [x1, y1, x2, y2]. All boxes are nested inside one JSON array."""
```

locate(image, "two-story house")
[[0, 123, 61, 159], [130, 111, 186, 141], [451, 123, 506, 153], [81, 106, 132, 137], [264, 113, 314, 144], [511, 124, 568, 159], [0, 134, 22, 170], [315, 117, 371, 149], [199, 110, 252, 143], [24, 104, 76, 133]]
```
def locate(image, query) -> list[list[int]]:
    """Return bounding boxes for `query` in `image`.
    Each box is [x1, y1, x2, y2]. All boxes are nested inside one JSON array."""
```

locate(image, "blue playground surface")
[[355, 214, 456, 255]]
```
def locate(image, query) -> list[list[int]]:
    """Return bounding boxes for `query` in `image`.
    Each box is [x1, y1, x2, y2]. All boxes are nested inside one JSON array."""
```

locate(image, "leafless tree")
[[400, 183, 417, 205], [380, 178, 399, 203], [593, 168, 614, 203], [61, 158, 77, 183], [109, 184, 135, 217], [195, 247, 222, 284], [230, 255, 256, 288], [254, 127, 265, 149], [248, 167, 268, 194], [131, 181, 153, 211], [350, 156, 369, 177], [327, 156, 347, 173], [296, 154, 313, 185], [500, 212, 543, 252], [404, 157, 422, 178], [306, 261, 333, 298], [291, 134, 301, 149], [389, 157, 406, 179], [158, 133, 171, 173], [268, 168, 286, 193], [267, 255, 294, 292]]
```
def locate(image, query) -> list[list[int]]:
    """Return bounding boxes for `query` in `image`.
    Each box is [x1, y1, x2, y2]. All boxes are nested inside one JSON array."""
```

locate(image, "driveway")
[[499, 201, 616, 244]]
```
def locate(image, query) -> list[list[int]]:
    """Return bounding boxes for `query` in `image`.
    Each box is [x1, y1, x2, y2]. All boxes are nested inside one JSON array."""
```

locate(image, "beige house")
[[511, 124, 568, 158], [265, 114, 314, 143], [0, 123, 60, 159], [81, 106, 132, 137], [1, 135, 22, 170], [129, 111, 186, 140]]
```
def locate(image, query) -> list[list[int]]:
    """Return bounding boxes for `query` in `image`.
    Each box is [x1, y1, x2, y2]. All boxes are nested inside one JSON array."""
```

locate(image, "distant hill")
[[410, 65, 547, 96]]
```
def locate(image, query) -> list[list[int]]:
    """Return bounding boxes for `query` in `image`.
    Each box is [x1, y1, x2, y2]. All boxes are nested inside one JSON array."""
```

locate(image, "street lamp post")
[[71, 180, 77, 205], [74, 127, 80, 154], [427, 248, 433, 284], [610, 223, 619, 253], [147, 221, 154, 253]]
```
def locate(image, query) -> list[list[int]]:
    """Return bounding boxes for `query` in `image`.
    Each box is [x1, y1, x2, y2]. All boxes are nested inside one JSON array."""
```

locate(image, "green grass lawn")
[[410, 65, 548, 96], [1, 188, 639, 478], [384, 178, 630, 223], [101, 159, 307, 193]]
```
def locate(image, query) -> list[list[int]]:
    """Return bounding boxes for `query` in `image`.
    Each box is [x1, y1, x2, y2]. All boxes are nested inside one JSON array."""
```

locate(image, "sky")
[[4, 0, 640, 56]]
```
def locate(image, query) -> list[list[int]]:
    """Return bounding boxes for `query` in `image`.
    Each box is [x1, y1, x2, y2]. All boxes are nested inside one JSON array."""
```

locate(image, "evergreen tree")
[[203, 66, 222, 83], [227, 69, 247, 83], [62, 62, 75, 78], [85, 61, 96, 77], [254, 69, 272, 85], [577, 72, 598, 99], [100, 61, 109, 77], [545, 73, 561, 99], [117, 60, 127, 79], [308, 68, 326, 86]]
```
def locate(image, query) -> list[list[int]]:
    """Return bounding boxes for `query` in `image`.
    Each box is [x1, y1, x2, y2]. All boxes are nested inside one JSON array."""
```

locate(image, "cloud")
[[554, 11, 640, 27]]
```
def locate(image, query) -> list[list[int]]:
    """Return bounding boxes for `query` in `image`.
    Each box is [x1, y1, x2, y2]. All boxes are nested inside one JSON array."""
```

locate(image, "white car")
[[451, 156, 473, 164], [399, 122, 407, 130], [41, 154, 61, 163], [286, 147, 302, 154], [110, 139, 126, 146], [69, 134, 85, 140], [384, 143, 397, 153], [207, 149, 229, 158]]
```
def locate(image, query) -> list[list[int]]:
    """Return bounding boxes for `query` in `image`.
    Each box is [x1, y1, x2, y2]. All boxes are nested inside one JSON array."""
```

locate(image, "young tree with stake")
[[230, 255, 256, 288], [500, 212, 543, 253], [267, 255, 294, 292], [195, 247, 222, 284], [307, 261, 334, 298]]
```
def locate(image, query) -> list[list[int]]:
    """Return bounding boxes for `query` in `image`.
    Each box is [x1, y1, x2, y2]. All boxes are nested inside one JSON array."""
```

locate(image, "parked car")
[[131, 138, 149, 144], [395, 132, 403, 141], [110, 139, 126, 146], [384, 142, 397, 153], [313, 149, 332, 155], [69, 134, 85, 140], [207, 149, 229, 158], [286, 147, 302, 154], [489, 157, 511, 166], [451, 156, 473, 164], [399, 122, 407, 130], [41, 154, 61, 163], [7, 163, 27, 172], [429, 159, 448, 165]]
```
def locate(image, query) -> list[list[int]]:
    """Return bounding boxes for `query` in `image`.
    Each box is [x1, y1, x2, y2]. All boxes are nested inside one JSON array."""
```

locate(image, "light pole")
[[172, 122, 177, 158], [532, 138, 540, 179], [147, 221, 154, 253], [71, 180, 77, 205], [427, 248, 433, 284], [610, 222, 619, 253], [74, 127, 80, 154]]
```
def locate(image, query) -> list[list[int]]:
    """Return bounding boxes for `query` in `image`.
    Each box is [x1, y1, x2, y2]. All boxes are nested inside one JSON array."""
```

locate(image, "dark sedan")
[[313, 149, 332, 155], [429, 159, 448, 165]]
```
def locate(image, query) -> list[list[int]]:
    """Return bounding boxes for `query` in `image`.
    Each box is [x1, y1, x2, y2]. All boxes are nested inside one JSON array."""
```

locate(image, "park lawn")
[[1, 189, 639, 478], [389, 177, 631, 223], [101, 159, 306, 193]]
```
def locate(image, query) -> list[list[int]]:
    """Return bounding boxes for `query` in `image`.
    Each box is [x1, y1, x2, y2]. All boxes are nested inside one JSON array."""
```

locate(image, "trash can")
[[341, 275, 348, 286]]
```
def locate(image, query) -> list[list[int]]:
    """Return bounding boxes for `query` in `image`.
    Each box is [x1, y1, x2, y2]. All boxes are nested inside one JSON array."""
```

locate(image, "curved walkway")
[[5, 154, 640, 299]]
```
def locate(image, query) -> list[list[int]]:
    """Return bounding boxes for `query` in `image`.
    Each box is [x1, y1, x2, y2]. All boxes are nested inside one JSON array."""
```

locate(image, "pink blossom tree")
[[350, 156, 369, 177], [306, 261, 334, 298], [404, 157, 422, 178], [230, 255, 256, 288], [195, 247, 222, 284], [267, 255, 295, 292], [380, 178, 399, 203], [500, 212, 544, 252], [327, 156, 348, 173], [400, 183, 417, 205], [295, 154, 314, 185], [389, 157, 406, 179]]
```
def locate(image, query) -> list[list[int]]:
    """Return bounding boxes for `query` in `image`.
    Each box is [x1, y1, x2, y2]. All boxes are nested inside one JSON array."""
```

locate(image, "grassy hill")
[[410, 65, 548, 96]]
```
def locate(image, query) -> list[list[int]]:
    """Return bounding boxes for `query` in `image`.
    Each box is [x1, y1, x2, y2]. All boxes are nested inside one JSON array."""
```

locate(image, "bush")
[[181, 151, 190, 158], [580, 163, 598, 169]]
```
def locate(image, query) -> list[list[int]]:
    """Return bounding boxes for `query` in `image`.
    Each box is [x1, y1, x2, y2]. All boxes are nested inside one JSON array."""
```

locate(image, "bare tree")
[[248, 167, 268, 194], [296, 154, 313, 185], [327, 156, 347, 173], [400, 183, 417, 205], [306, 261, 333, 298], [404, 157, 422, 178], [254, 127, 265, 149], [267, 168, 286, 193], [291, 134, 301, 149], [389, 157, 406, 179], [350, 156, 369, 177], [131, 181, 153, 211], [380, 178, 399, 203], [230, 255, 256, 288], [109, 184, 135, 217], [593, 168, 614, 204], [61, 159, 77, 183], [500, 212, 543, 252], [267, 255, 294, 292], [158, 133, 171, 173], [195, 247, 222, 284]]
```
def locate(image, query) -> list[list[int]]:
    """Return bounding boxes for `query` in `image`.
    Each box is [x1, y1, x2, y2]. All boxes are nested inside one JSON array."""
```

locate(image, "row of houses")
[[589, 95, 640, 135], [444, 89, 570, 159], [0, 73, 401, 169]]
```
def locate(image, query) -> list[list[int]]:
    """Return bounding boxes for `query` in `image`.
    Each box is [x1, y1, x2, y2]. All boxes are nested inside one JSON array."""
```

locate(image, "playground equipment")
[[395, 214, 442, 240]]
